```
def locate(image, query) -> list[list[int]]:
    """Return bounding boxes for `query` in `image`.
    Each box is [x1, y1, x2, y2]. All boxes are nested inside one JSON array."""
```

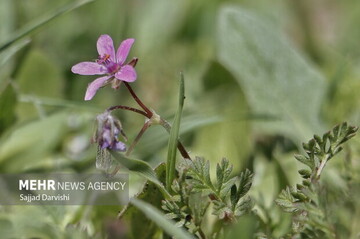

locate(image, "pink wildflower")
[[71, 35, 137, 100]]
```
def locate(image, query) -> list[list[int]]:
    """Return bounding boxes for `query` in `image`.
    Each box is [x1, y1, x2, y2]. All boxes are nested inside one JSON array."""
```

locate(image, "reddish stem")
[[107, 105, 147, 117], [124, 82, 153, 117], [125, 121, 151, 157], [122, 82, 191, 160]]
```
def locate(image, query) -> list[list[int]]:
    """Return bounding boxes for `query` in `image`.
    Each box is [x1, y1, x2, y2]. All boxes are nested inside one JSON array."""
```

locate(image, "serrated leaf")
[[220, 177, 237, 198], [313, 134, 323, 150], [187, 157, 215, 193], [275, 188, 297, 213], [277, 123, 357, 237], [339, 122, 348, 138], [294, 154, 313, 169], [298, 169, 311, 179], [237, 169, 253, 199], [203, 160, 212, 187], [216, 158, 233, 193], [322, 131, 330, 143], [332, 124, 340, 139], [188, 193, 209, 226], [291, 192, 307, 202], [234, 196, 253, 217]]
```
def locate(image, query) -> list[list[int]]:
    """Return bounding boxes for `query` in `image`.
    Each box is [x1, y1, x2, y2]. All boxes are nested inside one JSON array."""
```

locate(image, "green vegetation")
[[1, 0, 360, 238]]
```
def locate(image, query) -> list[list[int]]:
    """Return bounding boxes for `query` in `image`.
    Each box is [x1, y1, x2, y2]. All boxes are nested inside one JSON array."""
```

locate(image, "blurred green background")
[[1, 0, 360, 238]]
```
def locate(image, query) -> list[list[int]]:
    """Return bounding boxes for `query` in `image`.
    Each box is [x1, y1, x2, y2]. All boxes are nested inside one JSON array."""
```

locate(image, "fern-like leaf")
[[276, 122, 358, 238]]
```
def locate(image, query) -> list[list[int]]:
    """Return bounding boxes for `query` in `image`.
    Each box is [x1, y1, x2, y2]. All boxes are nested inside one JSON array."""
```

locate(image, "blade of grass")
[[0, 39, 30, 68], [0, 0, 96, 52], [0, 0, 14, 42], [131, 198, 194, 239], [166, 73, 185, 191], [109, 150, 171, 199]]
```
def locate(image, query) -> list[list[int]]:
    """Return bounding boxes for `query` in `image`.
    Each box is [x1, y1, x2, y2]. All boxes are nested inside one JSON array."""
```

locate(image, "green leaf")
[[166, 73, 185, 191], [0, 81, 17, 134], [109, 151, 171, 199], [216, 158, 233, 194], [0, 111, 68, 172], [297, 123, 357, 180], [237, 169, 253, 199], [187, 157, 216, 193], [131, 198, 195, 239], [234, 196, 253, 217], [275, 187, 297, 213], [0, 0, 96, 52], [119, 163, 167, 239], [217, 6, 325, 141], [294, 154, 314, 169], [0, 205, 94, 239], [276, 123, 358, 237], [298, 169, 311, 179]]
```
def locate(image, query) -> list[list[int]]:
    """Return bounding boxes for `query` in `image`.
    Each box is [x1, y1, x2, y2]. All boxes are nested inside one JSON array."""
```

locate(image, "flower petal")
[[97, 34, 116, 61], [71, 62, 106, 75], [114, 65, 137, 82], [116, 38, 135, 65], [85, 75, 112, 101], [113, 141, 126, 151]]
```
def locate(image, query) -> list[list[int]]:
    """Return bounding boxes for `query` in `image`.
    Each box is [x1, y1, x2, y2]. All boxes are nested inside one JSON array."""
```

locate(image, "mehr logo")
[[18, 179, 127, 191], [19, 180, 56, 190]]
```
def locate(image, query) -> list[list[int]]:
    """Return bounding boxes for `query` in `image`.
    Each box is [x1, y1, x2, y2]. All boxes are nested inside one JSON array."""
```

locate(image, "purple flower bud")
[[94, 111, 127, 152]]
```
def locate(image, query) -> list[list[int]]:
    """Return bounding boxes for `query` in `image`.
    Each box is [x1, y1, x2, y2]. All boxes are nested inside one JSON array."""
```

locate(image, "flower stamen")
[[96, 54, 111, 64]]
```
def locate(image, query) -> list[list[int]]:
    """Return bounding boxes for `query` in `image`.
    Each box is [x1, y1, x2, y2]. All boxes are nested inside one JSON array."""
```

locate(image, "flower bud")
[[94, 111, 127, 152]]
